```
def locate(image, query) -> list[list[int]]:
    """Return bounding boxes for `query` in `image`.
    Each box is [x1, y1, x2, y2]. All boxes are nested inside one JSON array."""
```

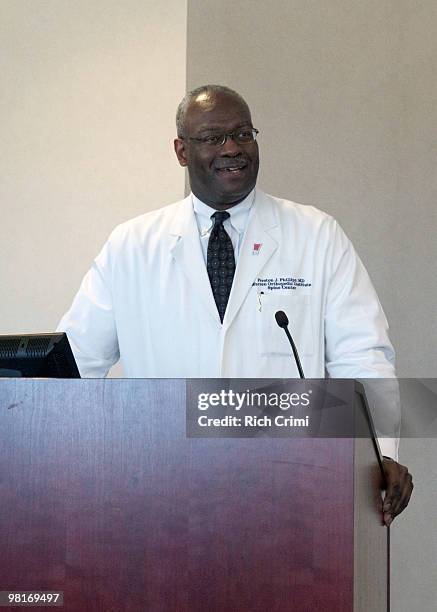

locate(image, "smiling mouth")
[[216, 164, 247, 173]]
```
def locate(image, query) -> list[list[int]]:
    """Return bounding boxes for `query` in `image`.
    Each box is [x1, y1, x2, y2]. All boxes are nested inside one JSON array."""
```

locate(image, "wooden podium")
[[0, 380, 388, 611]]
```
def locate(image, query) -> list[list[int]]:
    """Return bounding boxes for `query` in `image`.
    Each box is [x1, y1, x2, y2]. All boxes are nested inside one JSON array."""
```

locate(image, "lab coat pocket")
[[257, 292, 314, 357]]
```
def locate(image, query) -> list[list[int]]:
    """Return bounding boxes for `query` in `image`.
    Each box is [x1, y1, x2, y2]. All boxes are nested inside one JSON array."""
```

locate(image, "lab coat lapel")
[[224, 191, 279, 328], [169, 196, 221, 325]]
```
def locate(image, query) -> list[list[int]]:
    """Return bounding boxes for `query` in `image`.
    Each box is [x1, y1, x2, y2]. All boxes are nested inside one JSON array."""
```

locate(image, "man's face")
[[174, 92, 259, 209]]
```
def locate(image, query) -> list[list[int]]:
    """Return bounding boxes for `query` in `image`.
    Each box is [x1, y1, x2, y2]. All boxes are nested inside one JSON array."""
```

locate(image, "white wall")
[[0, 0, 187, 335]]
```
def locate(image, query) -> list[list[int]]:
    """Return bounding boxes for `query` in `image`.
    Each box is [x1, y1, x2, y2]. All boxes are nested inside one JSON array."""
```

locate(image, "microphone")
[[275, 311, 305, 379]]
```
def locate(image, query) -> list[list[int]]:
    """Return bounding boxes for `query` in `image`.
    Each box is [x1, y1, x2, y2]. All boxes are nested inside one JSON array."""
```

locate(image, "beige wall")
[[0, 0, 187, 335], [187, 0, 437, 379]]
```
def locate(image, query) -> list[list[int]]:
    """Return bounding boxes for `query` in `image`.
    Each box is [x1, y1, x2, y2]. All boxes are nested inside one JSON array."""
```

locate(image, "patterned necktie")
[[207, 211, 236, 323]]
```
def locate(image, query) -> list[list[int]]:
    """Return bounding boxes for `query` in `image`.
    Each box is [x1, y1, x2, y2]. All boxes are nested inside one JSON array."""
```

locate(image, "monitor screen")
[[0, 333, 80, 378]]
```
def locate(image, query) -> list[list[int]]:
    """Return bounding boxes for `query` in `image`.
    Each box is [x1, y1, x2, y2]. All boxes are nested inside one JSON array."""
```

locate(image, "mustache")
[[214, 157, 249, 170]]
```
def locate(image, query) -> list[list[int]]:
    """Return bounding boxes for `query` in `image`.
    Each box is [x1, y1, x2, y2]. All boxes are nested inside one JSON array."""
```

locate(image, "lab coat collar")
[[224, 190, 279, 329], [169, 190, 279, 328], [169, 194, 221, 325], [192, 190, 255, 237]]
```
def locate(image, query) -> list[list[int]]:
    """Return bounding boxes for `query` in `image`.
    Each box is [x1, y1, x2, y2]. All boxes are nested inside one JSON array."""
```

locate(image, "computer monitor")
[[0, 333, 80, 378]]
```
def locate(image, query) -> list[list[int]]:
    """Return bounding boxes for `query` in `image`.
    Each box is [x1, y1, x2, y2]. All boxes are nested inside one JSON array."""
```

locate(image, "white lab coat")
[[58, 190, 399, 456]]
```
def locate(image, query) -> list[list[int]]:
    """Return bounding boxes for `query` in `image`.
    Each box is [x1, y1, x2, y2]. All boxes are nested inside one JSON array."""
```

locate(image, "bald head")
[[176, 85, 251, 138]]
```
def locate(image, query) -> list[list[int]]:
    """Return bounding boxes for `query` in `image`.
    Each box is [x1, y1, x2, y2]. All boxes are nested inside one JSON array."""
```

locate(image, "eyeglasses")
[[184, 128, 259, 147]]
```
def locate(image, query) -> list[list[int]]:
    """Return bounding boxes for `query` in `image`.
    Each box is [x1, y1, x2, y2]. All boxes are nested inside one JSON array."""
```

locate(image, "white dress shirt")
[[192, 189, 255, 264]]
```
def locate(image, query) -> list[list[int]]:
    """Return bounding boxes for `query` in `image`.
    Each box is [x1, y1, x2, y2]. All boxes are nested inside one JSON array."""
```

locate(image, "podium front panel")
[[0, 379, 387, 611]]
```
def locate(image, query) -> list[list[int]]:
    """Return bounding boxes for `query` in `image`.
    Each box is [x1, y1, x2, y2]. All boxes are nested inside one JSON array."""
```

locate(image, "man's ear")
[[174, 138, 188, 167]]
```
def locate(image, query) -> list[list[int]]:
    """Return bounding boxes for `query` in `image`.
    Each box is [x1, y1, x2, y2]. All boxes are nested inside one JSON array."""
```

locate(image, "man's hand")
[[381, 457, 413, 526]]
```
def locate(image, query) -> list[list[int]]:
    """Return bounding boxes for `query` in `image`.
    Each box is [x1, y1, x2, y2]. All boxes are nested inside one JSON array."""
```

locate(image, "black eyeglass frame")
[[180, 128, 259, 147]]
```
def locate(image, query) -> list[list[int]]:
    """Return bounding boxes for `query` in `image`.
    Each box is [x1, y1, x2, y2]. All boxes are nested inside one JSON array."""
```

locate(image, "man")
[[58, 84, 413, 524]]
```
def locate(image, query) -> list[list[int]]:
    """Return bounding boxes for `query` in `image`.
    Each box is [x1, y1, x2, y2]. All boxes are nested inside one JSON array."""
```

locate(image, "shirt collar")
[[192, 189, 256, 236]]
